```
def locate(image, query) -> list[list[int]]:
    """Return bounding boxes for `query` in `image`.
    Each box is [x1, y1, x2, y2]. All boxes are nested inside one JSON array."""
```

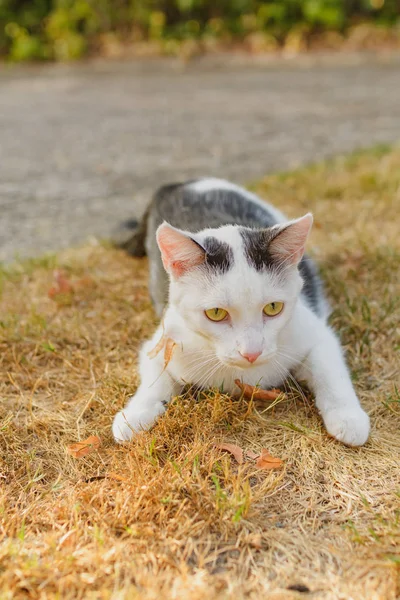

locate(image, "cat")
[[112, 178, 370, 447]]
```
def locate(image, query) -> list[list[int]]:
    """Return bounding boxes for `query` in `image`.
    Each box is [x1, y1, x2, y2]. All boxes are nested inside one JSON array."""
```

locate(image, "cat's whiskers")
[[182, 353, 220, 374], [180, 354, 225, 397], [180, 356, 216, 372], [148, 350, 217, 389], [182, 363, 224, 399], [196, 363, 224, 391], [275, 348, 313, 375], [272, 355, 309, 404], [268, 358, 290, 393]]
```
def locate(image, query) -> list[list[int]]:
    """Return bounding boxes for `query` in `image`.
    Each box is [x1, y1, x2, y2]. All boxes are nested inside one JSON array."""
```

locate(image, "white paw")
[[112, 411, 138, 442], [112, 400, 166, 443], [323, 406, 370, 447]]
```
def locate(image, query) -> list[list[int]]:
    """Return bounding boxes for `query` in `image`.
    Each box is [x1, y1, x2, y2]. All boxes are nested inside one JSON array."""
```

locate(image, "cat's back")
[[149, 178, 286, 232]]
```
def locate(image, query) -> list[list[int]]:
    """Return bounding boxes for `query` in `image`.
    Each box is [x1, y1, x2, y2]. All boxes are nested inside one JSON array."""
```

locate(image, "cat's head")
[[156, 215, 312, 369]]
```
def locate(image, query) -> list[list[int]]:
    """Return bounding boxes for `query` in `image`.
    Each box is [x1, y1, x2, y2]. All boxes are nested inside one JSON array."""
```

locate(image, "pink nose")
[[239, 350, 262, 364]]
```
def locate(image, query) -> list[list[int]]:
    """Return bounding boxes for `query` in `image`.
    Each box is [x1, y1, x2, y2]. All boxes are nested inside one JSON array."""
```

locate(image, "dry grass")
[[1, 145, 400, 600]]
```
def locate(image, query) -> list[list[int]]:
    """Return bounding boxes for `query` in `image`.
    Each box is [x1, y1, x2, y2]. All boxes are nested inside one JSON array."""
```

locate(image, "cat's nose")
[[239, 350, 262, 364]]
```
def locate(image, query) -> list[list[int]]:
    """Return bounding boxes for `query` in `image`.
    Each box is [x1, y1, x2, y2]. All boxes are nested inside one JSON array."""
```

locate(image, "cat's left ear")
[[269, 213, 313, 266], [156, 222, 206, 278]]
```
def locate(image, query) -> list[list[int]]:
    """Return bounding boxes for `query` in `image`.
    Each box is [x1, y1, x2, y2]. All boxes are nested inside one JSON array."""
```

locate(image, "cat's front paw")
[[112, 411, 138, 442], [323, 406, 370, 447], [112, 398, 166, 443]]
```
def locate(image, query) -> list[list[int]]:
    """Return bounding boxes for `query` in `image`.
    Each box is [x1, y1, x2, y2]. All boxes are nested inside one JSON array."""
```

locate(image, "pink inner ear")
[[156, 223, 205, 277], [270, 213, 313, 265]]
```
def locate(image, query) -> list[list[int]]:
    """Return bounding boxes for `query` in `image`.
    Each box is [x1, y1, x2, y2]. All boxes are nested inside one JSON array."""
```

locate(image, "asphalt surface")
[[1, 54, 400, 262]]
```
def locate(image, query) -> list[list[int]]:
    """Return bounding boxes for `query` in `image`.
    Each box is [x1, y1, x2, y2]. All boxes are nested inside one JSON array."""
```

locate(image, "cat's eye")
[[263, 301, 284, 317], [205, 308, 228, 322]]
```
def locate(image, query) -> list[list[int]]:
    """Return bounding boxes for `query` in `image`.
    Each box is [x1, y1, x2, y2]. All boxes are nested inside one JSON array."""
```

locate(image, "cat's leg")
[[112, 337, 182, 442], [295, 324, 370, 447]]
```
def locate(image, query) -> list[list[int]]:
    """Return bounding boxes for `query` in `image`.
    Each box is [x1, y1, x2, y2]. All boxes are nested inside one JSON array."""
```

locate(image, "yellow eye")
[[205, 308, 228, 322], [263, 301, 284, 317]]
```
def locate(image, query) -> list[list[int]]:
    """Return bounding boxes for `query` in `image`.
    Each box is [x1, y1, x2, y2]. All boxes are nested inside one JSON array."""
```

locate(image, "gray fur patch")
[[298, 256, 324, 315]]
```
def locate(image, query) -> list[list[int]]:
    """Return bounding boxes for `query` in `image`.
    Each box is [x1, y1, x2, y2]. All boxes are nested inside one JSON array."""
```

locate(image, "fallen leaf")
[[245, 449, 260, 460], [48, 269, 74, 299], [75, 275, 95, 290], [67, 435, 101, 458], [235, 379, 282, 401], [255, 448, 283, 470], [147, 334, 166, 359], [163, 338, 177, 370], [58, 530, 77, 549], [215, 443, 244, 465], [147, 315, 167, 359], [107, 472, 130, 483], [54, 269, 73, 292], [247, 533, 263, 549]]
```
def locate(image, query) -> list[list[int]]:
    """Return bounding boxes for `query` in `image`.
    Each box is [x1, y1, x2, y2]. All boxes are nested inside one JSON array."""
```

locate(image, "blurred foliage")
[[0, 0, 399, 61]]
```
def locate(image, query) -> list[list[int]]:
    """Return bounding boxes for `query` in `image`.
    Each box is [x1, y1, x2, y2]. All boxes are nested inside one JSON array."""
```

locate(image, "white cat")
[[112, 178, 370, 446]]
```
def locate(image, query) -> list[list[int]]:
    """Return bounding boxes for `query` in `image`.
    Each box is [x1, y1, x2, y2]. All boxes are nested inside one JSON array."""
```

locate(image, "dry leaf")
[[148, 316, 166, 359], [148, 333, 177, 371], [107, 472, 129, 483], [147, 334, 166, 359], [235, 379, 282, 401], [58, 530, 77, 549], [67, 435, 101, 458], [75, 275, 95, 289], [54, 269, 73, 293], [247, 533, 263, 549], [255, 448, 283, 470], [48, 269, 74, 299], [215, 443, 244, 465], [245, 449, 260, 460], [163, 338, 177, 370]]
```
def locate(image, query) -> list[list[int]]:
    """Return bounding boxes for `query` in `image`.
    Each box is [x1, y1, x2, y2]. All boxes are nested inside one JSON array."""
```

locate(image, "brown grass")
[[1, 145, 399, 599]]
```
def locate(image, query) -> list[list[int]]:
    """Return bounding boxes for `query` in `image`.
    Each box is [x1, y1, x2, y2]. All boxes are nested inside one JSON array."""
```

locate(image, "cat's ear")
[[269, 213, 313, 266], [156, 222, 206, 278]]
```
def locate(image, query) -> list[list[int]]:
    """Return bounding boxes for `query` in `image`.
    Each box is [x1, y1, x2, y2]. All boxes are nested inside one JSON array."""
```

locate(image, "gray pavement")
[[1, 54, 400, 262]]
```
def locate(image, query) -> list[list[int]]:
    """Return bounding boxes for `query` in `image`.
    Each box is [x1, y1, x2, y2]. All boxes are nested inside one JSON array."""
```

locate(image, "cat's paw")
[[112, 411, 138, 442], [323, 406, 370, 447], [112, 399, 166, 443]]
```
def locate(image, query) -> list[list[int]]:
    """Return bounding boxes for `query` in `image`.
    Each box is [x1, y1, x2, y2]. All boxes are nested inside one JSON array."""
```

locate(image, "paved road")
[[1, 54, 400, 262]]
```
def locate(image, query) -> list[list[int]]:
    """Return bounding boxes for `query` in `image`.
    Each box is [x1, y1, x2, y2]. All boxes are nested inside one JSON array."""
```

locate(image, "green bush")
[[0, 0, 399, 61]]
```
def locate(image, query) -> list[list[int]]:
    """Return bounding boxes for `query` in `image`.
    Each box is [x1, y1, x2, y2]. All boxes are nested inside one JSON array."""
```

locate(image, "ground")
[[1, 53, 400, 262], [0, 146, 399, 599]]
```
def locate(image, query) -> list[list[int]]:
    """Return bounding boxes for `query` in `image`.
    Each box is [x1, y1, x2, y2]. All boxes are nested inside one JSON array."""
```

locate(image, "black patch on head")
[[239, 227, 277, 271], [202, 236, 233, 273], [240, 228, 325, 317]]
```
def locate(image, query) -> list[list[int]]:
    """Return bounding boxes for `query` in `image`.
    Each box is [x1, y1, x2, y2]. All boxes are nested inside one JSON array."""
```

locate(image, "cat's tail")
[[111, 208, 149, 257]]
